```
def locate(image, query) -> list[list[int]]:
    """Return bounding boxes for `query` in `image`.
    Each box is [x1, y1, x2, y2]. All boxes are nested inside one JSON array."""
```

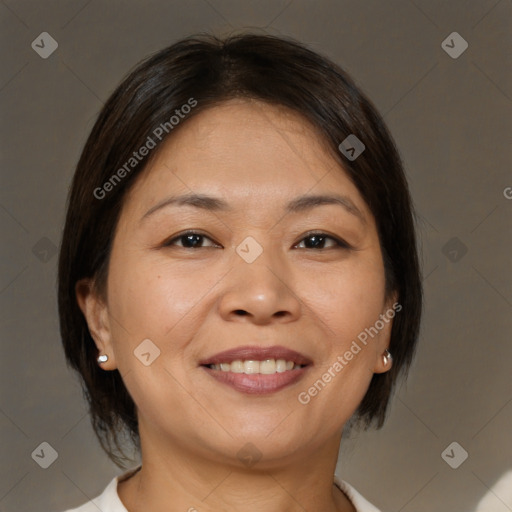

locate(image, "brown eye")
[[295, 233, 351, 250], [164, 231, 220, 249]]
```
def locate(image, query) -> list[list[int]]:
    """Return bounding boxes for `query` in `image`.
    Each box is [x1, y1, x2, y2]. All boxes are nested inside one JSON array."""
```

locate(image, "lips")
[[198, 345, 313, 367], [198, 345, 313, 395]]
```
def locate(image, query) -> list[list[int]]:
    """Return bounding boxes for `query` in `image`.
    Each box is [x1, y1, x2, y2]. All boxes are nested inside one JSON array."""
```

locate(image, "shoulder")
[[57, 466, 141, 512], [334, 475, 382, 512]]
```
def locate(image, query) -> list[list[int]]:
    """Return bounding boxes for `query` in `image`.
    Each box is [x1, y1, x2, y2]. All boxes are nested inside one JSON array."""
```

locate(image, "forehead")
[[122, 99, 371, 221]]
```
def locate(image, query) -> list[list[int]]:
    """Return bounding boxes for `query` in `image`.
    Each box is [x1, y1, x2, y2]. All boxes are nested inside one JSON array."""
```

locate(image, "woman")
[[58, 32, 422, 512]]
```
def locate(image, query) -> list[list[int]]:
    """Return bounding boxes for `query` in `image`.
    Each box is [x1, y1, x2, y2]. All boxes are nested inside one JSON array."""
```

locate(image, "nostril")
[[234, 310, 248, 316]]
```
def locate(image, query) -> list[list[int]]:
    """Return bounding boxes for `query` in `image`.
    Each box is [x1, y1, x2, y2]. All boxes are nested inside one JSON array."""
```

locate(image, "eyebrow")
[[140, 192, 366, 224]]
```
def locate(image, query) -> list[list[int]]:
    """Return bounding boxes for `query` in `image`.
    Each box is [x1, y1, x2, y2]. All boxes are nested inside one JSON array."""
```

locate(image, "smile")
[[201, 365, 309, 394], [205, 359, 305, 374], [201, 363, 312, 394], [199, 344, 312, 394]]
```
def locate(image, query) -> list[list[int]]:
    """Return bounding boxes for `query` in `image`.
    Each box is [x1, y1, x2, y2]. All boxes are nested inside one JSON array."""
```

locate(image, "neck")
[[118, 428, 355, 512]]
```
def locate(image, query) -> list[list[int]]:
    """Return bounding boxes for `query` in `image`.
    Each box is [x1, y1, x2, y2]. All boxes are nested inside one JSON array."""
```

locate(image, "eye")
[[294, 232, 351, 250], [163, 230, 220, 249], [162, 231, 350, 250]]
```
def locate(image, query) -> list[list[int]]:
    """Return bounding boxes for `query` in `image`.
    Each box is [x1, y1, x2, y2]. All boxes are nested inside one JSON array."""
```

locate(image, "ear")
[[372, 291, 399, 374], [75, 278, 117, 370]]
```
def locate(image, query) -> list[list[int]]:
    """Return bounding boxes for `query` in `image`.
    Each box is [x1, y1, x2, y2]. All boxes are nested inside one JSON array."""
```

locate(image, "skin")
[[77, 99, 396, 512]]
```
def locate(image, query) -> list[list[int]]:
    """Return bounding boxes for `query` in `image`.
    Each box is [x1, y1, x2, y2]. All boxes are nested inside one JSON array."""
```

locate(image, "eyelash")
[[162, 230, 352, 250]]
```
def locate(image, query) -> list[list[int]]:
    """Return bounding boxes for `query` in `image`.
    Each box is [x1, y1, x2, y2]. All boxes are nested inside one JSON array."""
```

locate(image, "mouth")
[[199, 345, 312, 394]]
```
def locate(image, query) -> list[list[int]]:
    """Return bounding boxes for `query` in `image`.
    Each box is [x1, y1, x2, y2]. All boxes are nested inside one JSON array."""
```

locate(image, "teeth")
[[208, 359, 303, 374], [230, 360, 244, 373], [244, 360, 259, 374], [276, 359, 288, 373], [260, 359, 275, 374]]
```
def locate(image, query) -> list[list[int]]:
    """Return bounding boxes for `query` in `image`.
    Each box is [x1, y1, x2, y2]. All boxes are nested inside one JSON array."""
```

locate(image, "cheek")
[[105, 259, 209, 415], [106, 257, 224, 355], [294, 253, 386, 415], [304, 254, 387, 340]]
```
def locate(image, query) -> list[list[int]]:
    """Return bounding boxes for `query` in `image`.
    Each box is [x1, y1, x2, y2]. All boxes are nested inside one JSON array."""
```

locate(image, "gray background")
[[1, 1, 511, 511]]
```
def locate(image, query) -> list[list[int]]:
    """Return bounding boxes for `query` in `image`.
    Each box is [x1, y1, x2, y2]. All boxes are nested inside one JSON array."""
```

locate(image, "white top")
[[61, 465, 381, 512]]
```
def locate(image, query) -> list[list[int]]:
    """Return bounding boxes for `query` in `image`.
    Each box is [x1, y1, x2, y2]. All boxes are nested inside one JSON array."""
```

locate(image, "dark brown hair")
[[58, 32, 423, 467]]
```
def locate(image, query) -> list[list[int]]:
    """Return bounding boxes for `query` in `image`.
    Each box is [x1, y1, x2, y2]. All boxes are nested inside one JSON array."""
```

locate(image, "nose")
[[218, 250, 302, 325]]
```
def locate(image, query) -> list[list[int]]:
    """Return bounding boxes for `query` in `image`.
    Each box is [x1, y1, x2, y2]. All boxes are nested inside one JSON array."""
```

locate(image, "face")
[[78, 99, 396, 468]]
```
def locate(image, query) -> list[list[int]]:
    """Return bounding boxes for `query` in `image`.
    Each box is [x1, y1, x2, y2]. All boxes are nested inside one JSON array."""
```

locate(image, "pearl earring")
[[97, 354, 108, 363], [383, 349, 392, 366]]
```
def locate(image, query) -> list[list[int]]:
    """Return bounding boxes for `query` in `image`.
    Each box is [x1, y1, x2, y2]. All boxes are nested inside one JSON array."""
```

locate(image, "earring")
[[97, 354, 108, 363], [383, 349, 392, 366]]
